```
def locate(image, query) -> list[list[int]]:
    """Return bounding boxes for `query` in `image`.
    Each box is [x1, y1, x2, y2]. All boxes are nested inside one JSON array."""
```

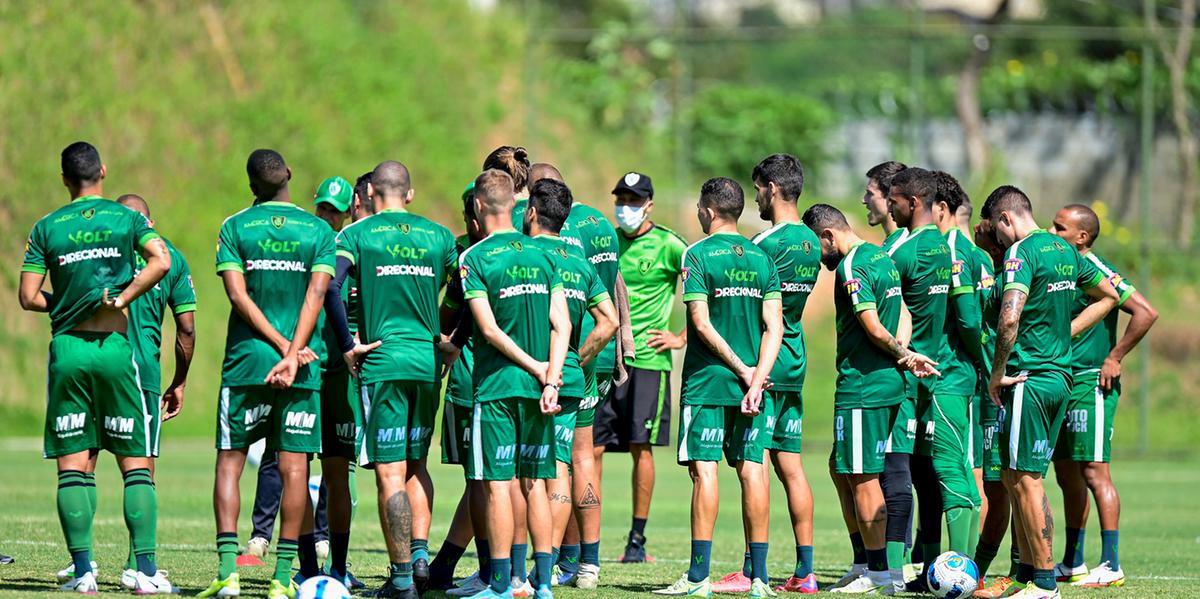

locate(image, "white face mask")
[[615, 204, 647, 232]]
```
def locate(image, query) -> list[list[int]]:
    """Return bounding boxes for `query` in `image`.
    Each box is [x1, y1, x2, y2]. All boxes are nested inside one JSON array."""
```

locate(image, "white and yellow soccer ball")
[[927, 551, 980, 599]]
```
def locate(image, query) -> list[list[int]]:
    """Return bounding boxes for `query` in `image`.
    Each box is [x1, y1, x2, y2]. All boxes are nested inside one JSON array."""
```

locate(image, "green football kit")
[[569, 202, 620, 427], [880, 227, 919, 454], [460, 230, 562, 481], [316, 269, 360, 461], [998, 230, 1103, 474], [751, 222, 820, 453], [971, 244, 1003, 482], [1058, 251, 1136, 464], [529, 234, 610, 463], [128, 238, 196, 457], [441, 235, 475, 466], [677, 232, 781, 466], [335, 208, 457, 464], [215, 201, 336, 453], [831, 241, 904, 475], [25, 196, 161, 458]]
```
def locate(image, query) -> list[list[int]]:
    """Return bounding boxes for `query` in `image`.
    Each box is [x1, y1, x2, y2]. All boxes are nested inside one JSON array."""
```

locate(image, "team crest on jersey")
[[588, 216, 598, 225], [802, 240, 813, 254], [844, 278, 862, 294], [638, 258, 652, 273], [510, 240, 523, 251], [681, 266, 690, 282], [732, 244, 744, 257], [81, 208, 95, 220], [1053, 241, 1065, 252], [556, 247, 568, 259], [1004, 258, 1023, 273], [399, 223, 411, 234], [271, 215, 286, 229]]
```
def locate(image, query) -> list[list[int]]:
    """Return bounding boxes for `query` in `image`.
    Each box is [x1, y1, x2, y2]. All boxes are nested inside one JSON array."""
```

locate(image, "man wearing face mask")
[[594, 171, 688, 564]]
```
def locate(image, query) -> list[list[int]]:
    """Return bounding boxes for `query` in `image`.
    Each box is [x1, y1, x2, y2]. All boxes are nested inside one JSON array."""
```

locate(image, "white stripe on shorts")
[[1094, 385, 1104, 462], [678, 406, 693, 463], [358, 385, 372, 467], [471, 403, 484, 480], [131, 355, 150, 457], [218, 387, 231, 449], [852, 408, 863, 474], [1008, 374, 1027, 470]]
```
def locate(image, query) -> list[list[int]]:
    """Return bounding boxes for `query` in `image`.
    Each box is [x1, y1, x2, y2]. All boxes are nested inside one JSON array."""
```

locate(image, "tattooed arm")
[[687, 300, 752, 385], [987, 288, 1028, 406], [856, 308, 940, 377]]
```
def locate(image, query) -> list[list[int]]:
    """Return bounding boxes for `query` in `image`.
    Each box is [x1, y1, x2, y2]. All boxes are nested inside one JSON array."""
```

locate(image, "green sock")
[[83, 472, 97, 517], [57, 471, 93, 576], [886, 541, 907, 572], [390, 561, 414, 590], [1063, 527, 1085, 568], [274, 538, 298, 585], [216, 533, 238, 578], [945, 507, 973, 556], [968, 507, 981, 561], [122, 468, 158, 575], [974, 542, 1000, 577], [511, 543, 528, 583], [741, 551, 752, 577]]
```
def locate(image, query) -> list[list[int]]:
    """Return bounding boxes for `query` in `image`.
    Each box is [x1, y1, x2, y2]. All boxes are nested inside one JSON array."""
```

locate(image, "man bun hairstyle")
[[482, 146, 531, 194], [751, 153, 805, 202]]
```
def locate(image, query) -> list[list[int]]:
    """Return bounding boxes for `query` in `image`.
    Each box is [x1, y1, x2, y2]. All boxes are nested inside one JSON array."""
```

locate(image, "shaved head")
[[116, 194, 150, 218], [246, 149, 289, 190], [371, 160, 412, 198], [474, 169, 515, 216], [530, 162, 564, 185], [1063, 203, 1101, 244]]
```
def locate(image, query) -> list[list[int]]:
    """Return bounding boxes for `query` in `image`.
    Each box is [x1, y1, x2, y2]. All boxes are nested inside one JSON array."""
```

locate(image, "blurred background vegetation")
[[0, 0, 1195, 456]]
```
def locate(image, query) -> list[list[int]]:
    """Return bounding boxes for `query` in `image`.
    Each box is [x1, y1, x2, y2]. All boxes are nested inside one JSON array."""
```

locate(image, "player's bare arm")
[[1069, 277, 1120, 337], [542, 289, 571, 414], [988, 288, 1029, 405], [1100, 290, 1158, 390], [265, 270, 331, 388], [687, 299, 752, 384], [578, 297, 618, 367], [17, 271, 51, 312], [744, 297, 784, 415], [856, 307, 939, 377], [221, 270, 294, 357], [896, 303, 913, 348], [467, 294, 547, 382], [101, 237, 171, 312], [646, 327, 687, 353], [161, 310, 196, 422]]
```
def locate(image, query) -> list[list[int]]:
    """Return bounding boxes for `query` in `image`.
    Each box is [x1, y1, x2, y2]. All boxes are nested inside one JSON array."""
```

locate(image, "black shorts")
[[593, 367, 671, 451]]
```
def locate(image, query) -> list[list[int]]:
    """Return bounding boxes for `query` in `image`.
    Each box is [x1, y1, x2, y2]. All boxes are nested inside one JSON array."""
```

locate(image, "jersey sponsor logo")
[[1054, 264, 1075, 277], [284, 411, 317, 431], [564, 287, 588, 302], [271, 215, 287, 229], [258, 239, 300, 253], [68, 230, 114, 245], [55, 412, 87, 432], [565, 236, 584, 249], [82, 208, 96, 220], [588, 251, 617, 265], [952, 260, 965, 275], [977, 272, 996, 290], [681, 266, 690, 282], [554, 424, 575, 443], [1066, 409, 1089, 433], [459, 264, 470, 281], [386, 245, 427, 259], [495, 444, 516, 461], [794, 265, 819, 278], [104, 415, 135, 435], [499, 283, 549, 298], [844, 278, 861, 294], [781, 282, 814, 293], [928, 284, 950, 295], [246, 259, 306, 272], [834, 415, 844, 441], [1046, 281, 1076, 293], [520, 443, 550, 460], [1032, 438, 1051, 458], [59, 246, 122, 265], [376, 263, 437, 277], [885, 286, 902, 298], [589, 235, 613, 250], [714, 286, 763, 299], [1004, 258, 1023, 273], [244, 404, 271, 425], [725, 268, 758, 282], [699, 427, 725, 443]]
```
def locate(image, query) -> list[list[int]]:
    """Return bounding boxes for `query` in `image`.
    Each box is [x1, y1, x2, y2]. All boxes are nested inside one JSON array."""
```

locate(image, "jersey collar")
[[255, 200, 298, 208], [909, 223, 938, 234], [71, 194, 103, 203], [379, 207, 408, 214]]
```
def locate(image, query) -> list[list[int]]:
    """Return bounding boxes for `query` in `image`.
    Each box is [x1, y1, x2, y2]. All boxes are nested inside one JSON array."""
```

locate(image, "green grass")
[[0, 437, 1196, 597]]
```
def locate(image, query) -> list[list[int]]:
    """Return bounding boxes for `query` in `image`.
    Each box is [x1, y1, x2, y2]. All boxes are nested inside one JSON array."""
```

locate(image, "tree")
[[954, 0, 1009, 182], [1151, 0, 1198, 245]]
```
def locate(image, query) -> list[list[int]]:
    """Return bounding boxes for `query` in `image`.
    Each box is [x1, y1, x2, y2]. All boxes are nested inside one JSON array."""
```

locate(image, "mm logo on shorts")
[[784, 419, 802, 434], [699, 428, 725, 443], [1032, 439, 1052, 460], [376, 427, 407, 444], [55, 412, 86, 434], [104, 416, 135, 437], [409, 427, 432, 442], [555, 424, 575, 444], [495, 445, 516, 461], [284, 411, 316, 433], [520, 443, 551, 460], [245, 405, 272, 425], [335, 423, 357, 441]]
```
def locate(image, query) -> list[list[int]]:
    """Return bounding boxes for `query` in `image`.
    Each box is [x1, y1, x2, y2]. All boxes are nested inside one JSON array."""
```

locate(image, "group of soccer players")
[[21, 141, 1156, 599]]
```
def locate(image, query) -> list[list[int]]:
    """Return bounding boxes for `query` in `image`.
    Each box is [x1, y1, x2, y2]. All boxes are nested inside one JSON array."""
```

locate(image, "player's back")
[[569, 202, 619, 292], [1070, 251, 1135, 370], [24, 197, 158, 334], [752, 221, 821, 389], [216, 201, 335, 389], [887, 224, 952, 363], [337, 210, 456, 385], [833, 241, 904, 408], [129, 237, 194, 392], [680, 233, 780, 406], [530, 234, 608, 399]]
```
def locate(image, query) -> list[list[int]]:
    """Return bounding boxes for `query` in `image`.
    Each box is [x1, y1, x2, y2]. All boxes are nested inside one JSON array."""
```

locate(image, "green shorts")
[[676, 404, 767, 466], [970, 394, 983, 469], [576, 371, 605, 429], [361, 380, 437, 465], [217, 385, 322, 453], [768, 390, 804, 453], [886, 394, 917, 455], [144, 390, 162, 458], [1056, 370, 1118, 463], [981, 400, 1004, 483], [44, 332, 150, 459], [554, 397, 580, 464], [320, 371, 361, 460], [466, 398, 555, 481], [999, 370, 1070, 475], [440, 400, 473, 466], [832, 404, 898, 475]]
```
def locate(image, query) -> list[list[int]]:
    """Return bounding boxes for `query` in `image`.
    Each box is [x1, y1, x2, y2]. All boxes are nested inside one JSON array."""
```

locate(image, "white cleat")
[[122, 569, 139, 591], [59, 571, 98, 594], [512, 578, 535, 598], [314, 540, 330, 565], [1052, 561, 1088, 583], [133, 570, 180, 594], [829, 571, 889, 594], [830, 564, 867, 590], [573, 563, 600, 589], [246, 537, 270, 559], [56, 561, 98, 585], [447, 573, 487, 597], [1008, 585, 1062, 598], [1072, 561, 1125, 587]]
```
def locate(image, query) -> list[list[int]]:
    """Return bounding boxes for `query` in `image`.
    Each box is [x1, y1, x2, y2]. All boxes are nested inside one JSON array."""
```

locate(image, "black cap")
[[611, 172, 654, 199]]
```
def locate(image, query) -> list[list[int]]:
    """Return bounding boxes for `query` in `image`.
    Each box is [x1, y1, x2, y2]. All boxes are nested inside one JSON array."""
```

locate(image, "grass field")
[[0, 437, 1196, 598]]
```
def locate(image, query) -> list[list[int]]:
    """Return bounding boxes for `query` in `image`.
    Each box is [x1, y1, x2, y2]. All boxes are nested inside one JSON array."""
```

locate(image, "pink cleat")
[[774, 574, 818, 594], [711, 571, 752, 593]]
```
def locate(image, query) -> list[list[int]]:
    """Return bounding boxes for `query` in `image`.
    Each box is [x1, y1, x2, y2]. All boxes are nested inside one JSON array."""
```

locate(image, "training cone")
[[236, 554, 266, 567]]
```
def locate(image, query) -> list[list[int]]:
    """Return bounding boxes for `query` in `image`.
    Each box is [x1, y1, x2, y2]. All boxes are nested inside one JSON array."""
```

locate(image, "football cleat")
[[973, 575, 1018, 598], [447, 573, 488, 597], [266, 579, 297, 599], [1072, 561, 1125, 587], [749, 578, 778, 598], [711, 571, 752, 593], [572, 563, 600, 589], [58, 570, 98, 594], [652, 575, 713, 597], [1052, 562, 1088, 583], [511, 578, 534, 598], [56, 561, 98, 584], [828, 571, 888, 594], [246, 537, 270, 559], [133, 570, 180, 595], [1007, 585, 1061, 599], [773, 574, 818, 594], [368, 581, 418, 599], [620, 531, 654, 563], [196, 572, 241, 598], [829, 564, 866, 590]]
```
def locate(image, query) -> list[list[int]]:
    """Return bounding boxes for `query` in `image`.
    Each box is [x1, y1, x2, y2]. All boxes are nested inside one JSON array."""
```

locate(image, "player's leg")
[[467, 398, 520, 596], [653, 404, 719, 595], [929, 394, 982, 557], [1074, 374, 1123, 587], [405, 382, 438, 589], [881, 395, 916, 589], [515, 396, 556, 594], [429, 400, 476, 590], [361, 381, 420, 597], [547, 400, 577, 584], [1052, 372, 1095, 582], [729, 406, 770, 595], [767, 391, 816, 591], [971, 395, 987, 528], [845, 405, 896, 593], [563, 374, 602, 587], [626, 369, 668, 563], [250, 448, 281, 557], [317, 370, 359, 586], [829, 461, 868, 590], [509, 477, 529, 593]]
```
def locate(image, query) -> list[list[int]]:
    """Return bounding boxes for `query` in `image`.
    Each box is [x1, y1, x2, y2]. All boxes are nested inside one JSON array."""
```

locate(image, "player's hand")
[[160, 383, 185, 422], [646, 329, 685, 353], [737, 365, 756, 390], [100, 288, 127, 312], [266, 355, 300, 389], [1099, 356, 1121, 391], [343, 340, 382, 377], [436, 336, 461, 380], [532, 361, 551, 386], [988, 372, 1028, 407], [297, 346, 319, 366], [540, 385, 561, 415], [899, 352, 941, 378], [741, 384, 764, 416]]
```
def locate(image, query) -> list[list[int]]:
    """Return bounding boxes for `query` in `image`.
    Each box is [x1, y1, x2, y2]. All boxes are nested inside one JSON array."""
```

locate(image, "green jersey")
[[881, 227, 908, 253], [751, 222, 821, 391], [22, 196, 160, 335], [318, 272, 356, 376], [1000, 230, 1104, 375], [941, 228, 981, 395], [570, 202, 621, 375], [834, 241, 905, 409], [680, 232, 781, 406], [887, 224, 952, 393], [619, 224, 688, 372], [530, 234, 611, 399], [444, 235, 475, 407], [128, 238, 196, 393], [971, 243, 999, 369], [460, 230, 562, 402], [1071, 251, 1136, 371], [216, 201, 336, 390], [512, 199, 584, 251], [335, 209, 457, 386]]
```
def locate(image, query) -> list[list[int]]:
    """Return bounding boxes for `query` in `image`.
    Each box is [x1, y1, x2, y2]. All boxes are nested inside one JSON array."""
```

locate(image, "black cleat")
[[619, 531, 648, 563], [413, 557, 430, 593], [369, 581, 418, 599], [905, 576, 931, 594]]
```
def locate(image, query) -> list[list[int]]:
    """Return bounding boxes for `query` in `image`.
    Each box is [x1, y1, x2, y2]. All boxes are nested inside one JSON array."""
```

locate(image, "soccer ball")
[[926, 551, 980, 599], [298, 575, 351, 599]]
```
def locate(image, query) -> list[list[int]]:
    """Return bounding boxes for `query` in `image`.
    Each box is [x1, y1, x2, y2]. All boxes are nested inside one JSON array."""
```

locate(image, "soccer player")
[[459, 168, 571, 599], [651, 177, 781, 599], [21, 142, 172, 594], [1050, 204, 1157, 587], [801, 203, 939, 595], [201, 149, 335, 599], [833, 160, 915, 590], [595, 170, 688, 563], [981, 186, 1119, 599], [114, 193, 196, 590], [524, 178, 618, 590], [712, 154, 821, 594], [322, 161, 456, 598]]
